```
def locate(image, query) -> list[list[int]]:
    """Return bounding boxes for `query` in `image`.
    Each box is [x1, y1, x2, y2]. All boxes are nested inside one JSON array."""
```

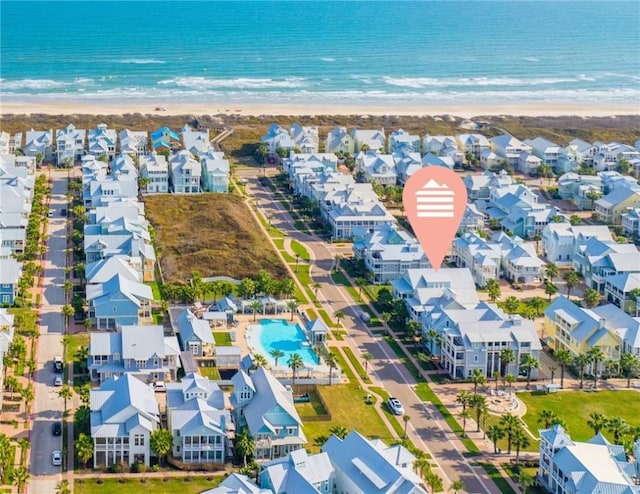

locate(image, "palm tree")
[[235, 429, 255, 467], [469, 394, 487, 432], [620, 353, 640, 388], [545, 263, 559, 283], [587, 347, 605, 389], [564, 269, 580, 298], [500, 348, 515, 377], [544, 282, 558, 301], [574, 353, 592, 389], [533, 231, 543, 253], [329, 425, 349, 439], [252, 353, 268, 369], [269, 349, 284, 367], [485, 278, 501, 302], [10, 466, 30, 494], [362, 352, 373, 374], [75, 432, 94, 468], [55, 479, 72, 494], [311, 282, 322, 299], [424, 470, 443, 494], [511, 427, 530, 463], [286, 300, 299, 321], [403, 415, 410, 438], [538, 409, 560, 429], [517, 471, 535, 493], [288, 353, 304, 392], [58, 384, 73, 416], [470, 368, 486, 394], [61, 304, 75, 328], [325, 352, 338, 385], [249, 300, 263, 321], [499, 413, 520, 454], [413, 456, 430, 479], [549, 365, 557, 384], [313, 435, 328, 448], [456, 390, 472, 437], [587, 412, 609, 435], [555, 349, 573, 388], [21, 386, 34, 417], [503, 296, 519, 314], [583, 288, 601, 308], [506, 373, 516, 393], [451, 480, 465, 494], [521, 354, 539, 389], [334, 310, 345, 328], [607, 417, 629, 445]]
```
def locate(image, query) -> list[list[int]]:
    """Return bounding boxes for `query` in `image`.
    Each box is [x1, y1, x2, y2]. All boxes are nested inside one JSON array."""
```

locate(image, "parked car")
[[153, 381, 166, 392], [52, 422, 62, 436], [48, 210, 54, 218], [52, 450, 62, 466], [53, 356, 63, 373], [54, 376, 63, 387], [387, 397, 404, 416]]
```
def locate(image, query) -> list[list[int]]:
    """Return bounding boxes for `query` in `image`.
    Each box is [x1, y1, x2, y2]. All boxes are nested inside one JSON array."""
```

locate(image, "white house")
[[88, 124, 117, 161], [290, 124, 319, 154], [490, 134, 532, 168], [23, 129, 53, 162], [541, 223, 613, 266], [55, 124, 86, 165], [182, 125, 212, 156], [355, 151, 397, 185], [389, 129, 420, 154], [119, 129, 148, 157], [457, 133, 490, 159], [90, 373, 160, 467], [170, 150, 201, 193], [350, 128, 386, 153], [139, 153, 170, 194]]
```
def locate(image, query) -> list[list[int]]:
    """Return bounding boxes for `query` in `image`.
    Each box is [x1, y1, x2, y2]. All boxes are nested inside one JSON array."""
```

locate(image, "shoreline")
[[1, 101, 638, 118]]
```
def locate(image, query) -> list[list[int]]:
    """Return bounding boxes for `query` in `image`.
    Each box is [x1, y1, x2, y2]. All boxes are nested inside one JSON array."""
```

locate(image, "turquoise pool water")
[[248, 319, 319, 367]]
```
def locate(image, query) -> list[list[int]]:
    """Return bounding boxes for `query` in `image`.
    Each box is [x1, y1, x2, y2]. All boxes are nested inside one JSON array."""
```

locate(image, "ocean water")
[[1, 0, 639, 107]]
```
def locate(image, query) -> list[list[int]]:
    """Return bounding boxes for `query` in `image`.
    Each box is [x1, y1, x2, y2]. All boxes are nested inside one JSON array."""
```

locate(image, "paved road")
[[28, 171, 69, 494], [239, 170, 494, 493]]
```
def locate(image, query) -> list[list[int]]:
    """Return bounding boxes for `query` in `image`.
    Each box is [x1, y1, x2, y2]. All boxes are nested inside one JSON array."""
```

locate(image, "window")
[[134, 434, 145, 446]]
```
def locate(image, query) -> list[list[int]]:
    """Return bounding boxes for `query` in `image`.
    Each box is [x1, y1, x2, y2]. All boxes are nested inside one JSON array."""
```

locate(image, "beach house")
[[423, 135, 463, 164], [557, 173, 603, 210], [166, 373, 233, 464], [55, 124, 86, 165], [200, 151, 230, 193], [0, 259, 22, 305], [490, 134, 533, 169], [151, 126, 181, 153], [22, 129, 53, 162], [394, 151, 423, 185], [290, 124, 319, 154], [88, 124, 117, 161], [622, 208, 640, 239], [230, 367, 306, 461], [572, 237, 640, 292], [181, 125, 211, 156], [355, 151, 397, 185], [139, 153, 170, 193], [350, 128, 386, 153], [176, 308, 215, 359], [538, 424, 640, 494], [119, 129, 148, 157], [603, 272, 640, 314], [353, 224, 429, 283], [524, 136, 562, 168], [325, 127, 355, 155], [541, 223, 612, 266], [262, 124, 295, 155], [259, 449, 335, 493], [0, 132, 22, 155], [170, 150, 201, 193], [90, 373, 160, 468], [594, 187, 640, 224], [457, 133, 491, 159], [0, 309, 15, 408], [389, 129, 420, 154]]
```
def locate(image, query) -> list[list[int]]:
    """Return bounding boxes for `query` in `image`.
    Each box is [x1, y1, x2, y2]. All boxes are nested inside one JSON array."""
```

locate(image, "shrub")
[[109, 462, 127, 474], [131, 462, 147, 473]]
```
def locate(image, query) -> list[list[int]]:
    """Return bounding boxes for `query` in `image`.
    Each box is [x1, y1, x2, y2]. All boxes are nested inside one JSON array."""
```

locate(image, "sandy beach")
[[1, 100, 638, 118]]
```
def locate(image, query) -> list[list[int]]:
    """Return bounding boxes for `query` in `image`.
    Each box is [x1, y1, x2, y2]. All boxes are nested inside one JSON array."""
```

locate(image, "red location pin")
[[403, 166, 468, 271]]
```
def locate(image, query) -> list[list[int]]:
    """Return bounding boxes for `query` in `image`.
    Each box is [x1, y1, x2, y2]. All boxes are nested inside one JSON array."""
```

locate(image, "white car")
[[54, 376, 63, 387], [52, 450, 62, 466], [387, 397, 405, 416]]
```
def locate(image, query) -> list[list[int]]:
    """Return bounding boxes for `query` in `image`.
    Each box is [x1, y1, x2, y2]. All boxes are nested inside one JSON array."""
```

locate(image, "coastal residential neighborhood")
[[0, 118, 639, 494]]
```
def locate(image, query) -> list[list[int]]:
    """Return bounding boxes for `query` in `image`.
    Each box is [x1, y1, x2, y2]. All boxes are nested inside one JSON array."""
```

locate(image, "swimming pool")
[[246, 319, 319, 368]]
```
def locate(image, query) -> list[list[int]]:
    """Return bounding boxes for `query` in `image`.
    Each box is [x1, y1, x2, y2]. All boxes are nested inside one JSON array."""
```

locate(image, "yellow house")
[[594, 188, 640, 225]]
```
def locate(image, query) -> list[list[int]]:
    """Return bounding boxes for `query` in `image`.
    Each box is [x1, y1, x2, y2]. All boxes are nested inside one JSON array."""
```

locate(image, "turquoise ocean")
[[1, 0, 639, 108]]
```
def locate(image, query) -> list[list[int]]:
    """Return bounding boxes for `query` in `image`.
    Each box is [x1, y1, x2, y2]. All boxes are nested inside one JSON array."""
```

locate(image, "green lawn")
[[273, 238, 285, 250], [318, 309, 337, 328], [290, 240, 311, 261], [64, 333, 90, 363], [74, 476, 223, 494], [145, 282, 162, 301], [330, 271, 350, 286], [213, 332, 232, 346], [151, 309, 164, 325], [519, 390, 640, 442], [342, 346, 370, 383], [197, 366, 221, 380], [7, 308, 38, 335], [476, 463, 517, 494]]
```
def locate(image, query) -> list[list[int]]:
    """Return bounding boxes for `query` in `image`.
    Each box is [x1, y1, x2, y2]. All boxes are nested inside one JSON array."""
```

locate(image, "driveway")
[[238, 169, 496, 493], [28, 170, 69, 494]]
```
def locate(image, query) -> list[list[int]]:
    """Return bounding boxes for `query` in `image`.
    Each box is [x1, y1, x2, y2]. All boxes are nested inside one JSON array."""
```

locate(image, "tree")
[[569, 214, 583, 226], [517, 471, 535, 493], [587, 412, 609, 435], [62, 304, 75, 327], [586, 189, 603, 209], [424, 470, 443, 494], [287, 299, 299, 321], [500, 348, 515, 377], [403, 415, 410, 438], [55, 479, 72, 494], [329, 425, 349, 439], [58, 384, 73, 416], [503, 296, 519, 314], [10, 466, 30, 494], [556, 349, 573, 388], [313, 435, 328, 448], [77, 382, 91, 407], [451, 480, 465, 494], [583, 288, 601, 308], [544, 282, 558, 301], [574, 353, 592, 389], [0, 434, 11, 481], [21, 386, 34, 416], [587, 346, 605, 389], [470, 368, 486, 395], [521, 354, 539, 389], [538, 409, 560, 429], [511, 427, 530, 463], [150, 429, 173, 466], [235, 429, 255, 467], [485, 279, 501, 301], [363, 352, 373, 374], [269, 349, 284, 367], [607, 417, 629, 444], [499, 413, 520, 454], [469, 394, 487, 432], [545, 263, 559, 283], [526, 296, 545, 316], [334, 310, 345, 328], [355, 278, 367, 299], [325, 352, 338, 385], [564, 270, 580, 298], [620, 353, 640, 388], [288, 353, 304, 392], [249, 299, 263, 321], [506, 373, 516, 393], [456, 390, 472, 437], [239, 278, 257, 299], [252, 354, 268, 369], [617, 158, 631, 174], [75, 432, 94, 468], [312, 282, 322, 299]]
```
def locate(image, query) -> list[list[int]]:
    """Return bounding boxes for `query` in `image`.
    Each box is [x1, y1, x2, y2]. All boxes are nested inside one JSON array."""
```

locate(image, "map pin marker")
[[403, 166, 468, 271]]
